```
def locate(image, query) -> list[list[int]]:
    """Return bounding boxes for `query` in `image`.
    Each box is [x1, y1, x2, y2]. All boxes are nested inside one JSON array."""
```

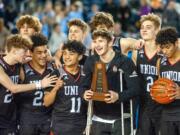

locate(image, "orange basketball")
[[150, 78, 176, 104]]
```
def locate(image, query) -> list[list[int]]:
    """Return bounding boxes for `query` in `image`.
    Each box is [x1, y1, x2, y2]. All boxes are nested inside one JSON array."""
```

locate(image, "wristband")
[[35, 80, 42, 90]]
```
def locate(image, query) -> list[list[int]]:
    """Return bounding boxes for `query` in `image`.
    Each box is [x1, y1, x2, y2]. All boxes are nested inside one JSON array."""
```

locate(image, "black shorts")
[[19, 121, 51, 135], [52, 121, 85, 135], [160, 120, 180, 135], [0, 127, 16, 135], [136, 111, 161, 135]]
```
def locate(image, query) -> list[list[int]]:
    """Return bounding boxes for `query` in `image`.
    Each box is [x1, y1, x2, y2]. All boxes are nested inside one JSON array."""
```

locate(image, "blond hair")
[[6, 34, 32, 52], [140, 13, 161, 29]]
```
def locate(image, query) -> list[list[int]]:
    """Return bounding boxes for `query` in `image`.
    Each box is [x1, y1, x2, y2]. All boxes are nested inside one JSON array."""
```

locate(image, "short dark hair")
[[62, 40, 86, 55], [156, 27, 178, 47], [30, 33, 48, 51]]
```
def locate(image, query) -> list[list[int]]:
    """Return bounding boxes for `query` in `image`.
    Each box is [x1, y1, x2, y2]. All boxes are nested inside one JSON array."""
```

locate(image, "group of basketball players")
[[0, 10, 179, 135]]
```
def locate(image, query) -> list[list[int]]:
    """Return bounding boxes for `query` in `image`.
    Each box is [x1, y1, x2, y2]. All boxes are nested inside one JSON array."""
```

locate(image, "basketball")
[[150, 78, 176, 104]]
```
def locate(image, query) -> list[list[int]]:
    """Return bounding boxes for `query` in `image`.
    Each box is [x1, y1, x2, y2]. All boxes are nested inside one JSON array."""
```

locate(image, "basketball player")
[[133, 13, 163, 135], [16, 15, 42, 62], [155, 27, 180, 135], [16, 33, 62, 135], [44, 40, 87, 135], [54, 19, 88, 67], [83, 30, 141, 135], [0, 34, 56, 135], [89, 12, 144, 55], [16, 15, 42, 37]]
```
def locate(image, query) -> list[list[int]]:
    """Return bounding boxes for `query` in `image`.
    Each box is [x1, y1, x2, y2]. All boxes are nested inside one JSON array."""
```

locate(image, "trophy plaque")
[[91, 61, 108, 101]]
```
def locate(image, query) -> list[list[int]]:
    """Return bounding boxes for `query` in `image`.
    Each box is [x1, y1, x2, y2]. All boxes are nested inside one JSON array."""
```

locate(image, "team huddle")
[[0, 11, 180, 135]]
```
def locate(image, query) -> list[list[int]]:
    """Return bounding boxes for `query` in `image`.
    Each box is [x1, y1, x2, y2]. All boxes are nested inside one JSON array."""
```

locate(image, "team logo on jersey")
[[161, 57, 167, 66], [25, 67, 35, 75], [63, 75, 68, 80], [113, 65, 118, 73], [139, 49, 144, 58], [129, 70, 138, 77]]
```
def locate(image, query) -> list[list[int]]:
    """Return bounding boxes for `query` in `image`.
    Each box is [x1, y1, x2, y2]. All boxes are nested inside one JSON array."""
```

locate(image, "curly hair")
[[92, 29, 113, 43], [16, 15, 42, 32], [68, 19, 88, 33], [6, 34, 32, 52], [62, 40, 86, 55], [89, 12, 114, 32], [155, 27, 178, 47], [140, 13, 161, 29], [30, 33, 48, 51]]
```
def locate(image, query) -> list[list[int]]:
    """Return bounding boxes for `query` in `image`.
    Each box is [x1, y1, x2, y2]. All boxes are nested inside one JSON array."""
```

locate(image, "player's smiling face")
[[62, 49, 81, 67], [93, 36, 109, 56], [32, 46, 48, 67], [140, 20, 159, 41]]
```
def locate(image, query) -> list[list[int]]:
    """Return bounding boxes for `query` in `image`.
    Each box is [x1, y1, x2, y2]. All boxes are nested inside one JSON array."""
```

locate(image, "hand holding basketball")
[[150, 78, 177, 104]]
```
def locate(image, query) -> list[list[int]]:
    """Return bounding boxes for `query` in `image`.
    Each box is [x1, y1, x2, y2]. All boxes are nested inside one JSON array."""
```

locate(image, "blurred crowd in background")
[[0, 0, 180, 54]]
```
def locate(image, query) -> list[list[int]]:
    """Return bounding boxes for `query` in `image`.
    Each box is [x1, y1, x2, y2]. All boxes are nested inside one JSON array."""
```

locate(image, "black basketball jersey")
[[0, 58, 20, 128], [160, 57, 180, 85], [159, 57, 180, 121], [136, 47, 163, 116], [52, 66, 86, 124], [112, 36, 121, 53], [17, 62, 57, 124]]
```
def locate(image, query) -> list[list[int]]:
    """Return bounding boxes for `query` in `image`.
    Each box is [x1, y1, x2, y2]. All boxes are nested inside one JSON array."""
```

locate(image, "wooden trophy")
[[91, 61, 108, 101]]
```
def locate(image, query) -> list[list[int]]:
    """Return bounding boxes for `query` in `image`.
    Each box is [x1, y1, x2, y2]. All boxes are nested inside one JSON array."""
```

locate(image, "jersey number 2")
[[146, 76, 154, 92], [33, 91, 43, 106], [4, 93, 13, 103]]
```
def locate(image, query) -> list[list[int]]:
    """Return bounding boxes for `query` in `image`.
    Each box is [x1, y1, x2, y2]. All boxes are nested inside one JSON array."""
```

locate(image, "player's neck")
[[64, 64, 79, 75], [169, 48, 180, 63], [145, 40, 157, 51], [30, 60, 46, 74], [3, 54, 18, 65], [144, 40, 158, 54], [100, 48, 115, 64]]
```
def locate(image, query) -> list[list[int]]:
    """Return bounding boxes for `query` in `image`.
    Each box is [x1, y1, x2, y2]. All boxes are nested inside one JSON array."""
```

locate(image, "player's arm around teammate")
[[0, 35, 57, 94]]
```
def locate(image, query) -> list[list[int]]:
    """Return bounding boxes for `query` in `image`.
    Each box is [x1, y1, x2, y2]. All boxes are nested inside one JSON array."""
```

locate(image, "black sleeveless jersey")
[[0, 58, 20, 128], [112, 36, 121, 53], [17, 62, 57, 124], [136, 47, 163, 116], [52, 66, 86, 125], [159, 57, 180, 121]]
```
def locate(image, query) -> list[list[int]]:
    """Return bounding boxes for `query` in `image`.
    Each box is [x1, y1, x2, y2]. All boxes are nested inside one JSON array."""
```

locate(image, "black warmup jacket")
[[82, 51, 141, 119]]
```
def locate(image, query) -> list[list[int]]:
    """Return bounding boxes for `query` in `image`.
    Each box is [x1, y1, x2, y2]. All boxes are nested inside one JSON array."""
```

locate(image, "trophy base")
[[92, 92, 108, 102]]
